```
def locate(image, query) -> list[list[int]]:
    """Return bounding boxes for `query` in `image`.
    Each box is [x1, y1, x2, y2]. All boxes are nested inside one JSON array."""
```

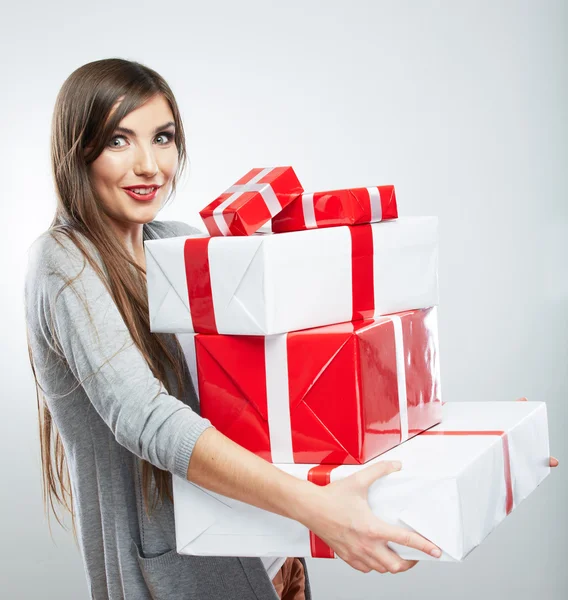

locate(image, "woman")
[[24, 58, 557, 600]]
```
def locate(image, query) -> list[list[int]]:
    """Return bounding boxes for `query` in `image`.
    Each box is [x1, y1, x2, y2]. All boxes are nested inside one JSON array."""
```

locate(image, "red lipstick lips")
[[122, 184, 161, 202]]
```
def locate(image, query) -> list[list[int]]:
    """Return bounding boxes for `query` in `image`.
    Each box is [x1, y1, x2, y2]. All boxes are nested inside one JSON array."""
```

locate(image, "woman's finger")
[[377, 522, 442, 558], [371, 546, 419, 574], [353, 460, 402, 490], [347, 558, 374, 574], [361, 558, 388, 574]]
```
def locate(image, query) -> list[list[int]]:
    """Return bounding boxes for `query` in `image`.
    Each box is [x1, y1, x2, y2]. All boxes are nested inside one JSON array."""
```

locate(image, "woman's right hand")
[[298, 460, 442, 574]]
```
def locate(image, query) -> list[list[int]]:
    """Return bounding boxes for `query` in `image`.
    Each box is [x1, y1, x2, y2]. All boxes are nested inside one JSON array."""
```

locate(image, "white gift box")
[[145, 216, 438, 335], [172, 401, 550, 562]]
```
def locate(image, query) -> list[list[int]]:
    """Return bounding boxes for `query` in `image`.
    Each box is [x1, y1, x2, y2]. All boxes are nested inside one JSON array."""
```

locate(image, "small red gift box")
[[200, 166, 303, 236], [270, 185, 398, 233], [181, 307, 442, 465]]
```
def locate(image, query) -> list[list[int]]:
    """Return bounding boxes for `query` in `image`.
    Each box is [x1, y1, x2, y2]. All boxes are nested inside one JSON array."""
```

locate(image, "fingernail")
[[391, 461, 402, 470], [430, 548, 442, 558]]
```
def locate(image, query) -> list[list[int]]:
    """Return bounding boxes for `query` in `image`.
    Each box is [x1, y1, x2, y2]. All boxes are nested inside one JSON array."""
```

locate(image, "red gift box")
[[270, 185, 398, 233], [200, 166, 303, 237], [188, 307, 442, 464]]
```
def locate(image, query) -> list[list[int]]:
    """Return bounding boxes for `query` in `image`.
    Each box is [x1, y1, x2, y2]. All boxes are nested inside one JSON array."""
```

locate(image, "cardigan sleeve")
[[27, 229, 213, 480]]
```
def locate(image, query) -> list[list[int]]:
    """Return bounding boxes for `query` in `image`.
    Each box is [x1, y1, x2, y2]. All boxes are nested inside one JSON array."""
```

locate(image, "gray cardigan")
[[24, 219, 312, 600]]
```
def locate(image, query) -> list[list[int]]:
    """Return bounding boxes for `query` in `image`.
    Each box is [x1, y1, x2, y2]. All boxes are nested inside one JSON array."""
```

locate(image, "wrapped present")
[[172, 401, 551, 561], [145, 217, 438, 335], [199, 167, 303, 237], [178, 307, 442, 465], [270, 185, 398, 233]]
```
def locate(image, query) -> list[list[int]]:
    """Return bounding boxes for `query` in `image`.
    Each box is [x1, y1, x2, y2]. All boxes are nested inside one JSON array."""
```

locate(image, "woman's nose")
[[133, 145, 159, 176]]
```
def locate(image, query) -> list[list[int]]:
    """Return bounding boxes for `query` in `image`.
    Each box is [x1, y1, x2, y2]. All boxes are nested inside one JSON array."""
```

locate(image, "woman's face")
[[88, 94, 179, 227]]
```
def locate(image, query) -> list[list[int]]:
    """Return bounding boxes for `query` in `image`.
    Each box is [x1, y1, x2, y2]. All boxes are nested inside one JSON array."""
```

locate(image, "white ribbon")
[[301, 193, 317, 229], [263, 317, 409, 463], [366, 187, 383, 222], [390, 315, 409, 442], [265, 335, 294, 463], [177, 333, 200, 399], [213, 167, 280, 236]]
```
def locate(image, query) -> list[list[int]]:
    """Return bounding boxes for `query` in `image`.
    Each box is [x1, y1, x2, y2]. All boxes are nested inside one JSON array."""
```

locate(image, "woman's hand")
[[298, 460, 440, 575], [516, 397, 559, 468]]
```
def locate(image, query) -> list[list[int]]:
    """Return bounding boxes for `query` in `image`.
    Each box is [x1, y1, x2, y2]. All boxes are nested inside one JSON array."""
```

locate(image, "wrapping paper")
[[270, 185, 398, 233], [172, 401, 550, 562], [199, 167, 303, 237], [145, 217, 438, 335], [178, 307, 442, 465]]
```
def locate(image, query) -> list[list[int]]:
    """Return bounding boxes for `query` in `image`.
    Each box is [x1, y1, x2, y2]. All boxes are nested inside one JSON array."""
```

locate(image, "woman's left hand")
[[516, 397, 559, 468]]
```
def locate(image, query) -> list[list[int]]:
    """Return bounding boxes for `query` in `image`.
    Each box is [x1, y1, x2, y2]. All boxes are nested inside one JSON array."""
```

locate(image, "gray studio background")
[[1, 1, 566, 598]]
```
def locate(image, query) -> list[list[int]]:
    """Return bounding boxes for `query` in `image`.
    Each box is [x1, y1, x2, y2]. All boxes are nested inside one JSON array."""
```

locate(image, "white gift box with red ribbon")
[[145, 216, 439, 335], [172, 401, 550, 561]]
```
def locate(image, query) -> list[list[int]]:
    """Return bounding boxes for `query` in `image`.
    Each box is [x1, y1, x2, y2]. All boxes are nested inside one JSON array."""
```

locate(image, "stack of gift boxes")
[[145, 166, 551, 563]]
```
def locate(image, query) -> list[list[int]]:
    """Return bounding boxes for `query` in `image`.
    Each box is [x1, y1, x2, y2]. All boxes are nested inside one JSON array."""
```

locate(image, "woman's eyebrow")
[[113, 121, 175, 136]]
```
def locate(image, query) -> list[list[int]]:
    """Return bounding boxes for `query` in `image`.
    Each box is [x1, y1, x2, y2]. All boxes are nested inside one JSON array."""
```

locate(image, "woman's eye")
[[109, 135, 127, 148], [108, 132, 174, 148], [156, 131, 174, 144]]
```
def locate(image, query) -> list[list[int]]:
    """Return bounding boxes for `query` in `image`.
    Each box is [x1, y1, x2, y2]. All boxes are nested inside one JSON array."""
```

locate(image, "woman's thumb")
[[356, 460, 402, 489]]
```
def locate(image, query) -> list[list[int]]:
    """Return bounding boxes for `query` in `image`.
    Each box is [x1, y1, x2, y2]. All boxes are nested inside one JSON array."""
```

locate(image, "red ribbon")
[[184, 238, 218, 334], [350, 224, 375, 321], [307, 465, 337, 559], [421, 430, 514, 515], [306, 429, 514, 559]]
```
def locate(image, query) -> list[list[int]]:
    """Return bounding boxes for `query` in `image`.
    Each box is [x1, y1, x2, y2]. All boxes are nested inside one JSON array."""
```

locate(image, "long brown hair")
[[26, 58, 192, 541]]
